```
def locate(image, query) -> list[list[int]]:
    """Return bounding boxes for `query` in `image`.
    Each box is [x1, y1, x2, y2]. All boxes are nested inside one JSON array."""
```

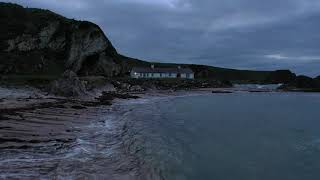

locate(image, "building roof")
[[132, 67, 194, 74]]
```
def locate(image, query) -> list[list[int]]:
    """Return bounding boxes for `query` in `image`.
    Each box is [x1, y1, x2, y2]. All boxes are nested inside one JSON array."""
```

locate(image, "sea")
[[121, 91, 320, 180], [1, 88, 320, 180]]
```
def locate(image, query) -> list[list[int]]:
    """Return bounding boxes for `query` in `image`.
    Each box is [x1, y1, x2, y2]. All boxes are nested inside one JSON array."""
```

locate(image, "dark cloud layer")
[[3, 0, 320, 76]]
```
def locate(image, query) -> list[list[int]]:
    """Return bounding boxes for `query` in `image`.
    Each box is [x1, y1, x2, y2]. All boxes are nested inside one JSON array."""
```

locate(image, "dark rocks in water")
[[0, 3, 122, 77], [279, 75, 320, 92], [248, 90, 272, 93], [48, 70, 87, 97], [264, 70, 296, 84], [212, 90, 233, 94]]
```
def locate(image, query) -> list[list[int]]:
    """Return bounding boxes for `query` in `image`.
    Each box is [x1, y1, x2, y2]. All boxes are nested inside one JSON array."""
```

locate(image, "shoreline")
[[0, 84, 299, 149], [0, 85, 316, 179], [0, 86, 140, 179], [0, 85, 225, 179], [0, 85, 209, 179]]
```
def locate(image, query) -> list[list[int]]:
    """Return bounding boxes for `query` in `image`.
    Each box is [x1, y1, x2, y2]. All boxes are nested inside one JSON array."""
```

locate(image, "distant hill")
[[279, 75, 320, 92], [120, 55, 296, 83], [0, 2, 296, 84]]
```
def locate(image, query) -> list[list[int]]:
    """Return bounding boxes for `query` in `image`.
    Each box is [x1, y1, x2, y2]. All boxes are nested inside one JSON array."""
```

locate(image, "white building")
[[131, 65, 194, 79]]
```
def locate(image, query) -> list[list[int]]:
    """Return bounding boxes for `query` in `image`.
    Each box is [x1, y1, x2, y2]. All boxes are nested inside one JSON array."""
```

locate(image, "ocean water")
[[122, 92, 320, 180], [1, 91, 320, 180]]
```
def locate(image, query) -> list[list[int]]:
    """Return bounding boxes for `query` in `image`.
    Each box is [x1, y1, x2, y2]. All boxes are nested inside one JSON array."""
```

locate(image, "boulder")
[[49, 70, 87, 97]]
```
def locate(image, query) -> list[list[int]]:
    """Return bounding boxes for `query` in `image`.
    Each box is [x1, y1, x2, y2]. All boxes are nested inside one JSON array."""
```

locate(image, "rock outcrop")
[[49, 71, 87, 97], [279, 75, 320, 92], [0, 3, 122, 77]]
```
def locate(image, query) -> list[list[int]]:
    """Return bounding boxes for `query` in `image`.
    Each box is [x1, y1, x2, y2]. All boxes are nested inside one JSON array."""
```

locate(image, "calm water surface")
[[123, 92, 320, 180], [1, 91, 320, 180]]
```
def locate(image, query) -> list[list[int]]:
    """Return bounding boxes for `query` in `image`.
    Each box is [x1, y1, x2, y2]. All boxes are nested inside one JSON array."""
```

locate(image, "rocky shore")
[[0, 81, 220, 179], [0, 77, 315, 179], [0, 58, 235, 150], [279, 75, 320, 92], [0, 86, 140, 150], [1, 2, 319, 179], [0, 85, 153, 179]]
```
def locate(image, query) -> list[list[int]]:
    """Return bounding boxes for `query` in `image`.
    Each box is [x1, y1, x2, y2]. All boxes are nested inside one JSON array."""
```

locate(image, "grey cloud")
[[2, 0, 320, 76]]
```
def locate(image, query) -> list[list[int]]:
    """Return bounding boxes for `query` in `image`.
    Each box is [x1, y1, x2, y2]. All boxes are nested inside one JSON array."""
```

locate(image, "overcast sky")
[[3, 0, 320, 76]]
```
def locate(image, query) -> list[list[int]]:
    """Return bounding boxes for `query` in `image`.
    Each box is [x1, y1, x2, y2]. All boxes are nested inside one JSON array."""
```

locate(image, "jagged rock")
[[0, 3, 122, 77], [49, 71, 87, 97]]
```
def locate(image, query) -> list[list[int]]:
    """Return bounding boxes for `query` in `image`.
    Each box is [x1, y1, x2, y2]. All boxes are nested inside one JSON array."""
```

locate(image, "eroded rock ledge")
[[0, 86, 140, 150]]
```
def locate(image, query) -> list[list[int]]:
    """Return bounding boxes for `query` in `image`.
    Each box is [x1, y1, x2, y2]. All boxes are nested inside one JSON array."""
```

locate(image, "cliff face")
[[0, 3, 301, 84], [0, 3, 122, 77]]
